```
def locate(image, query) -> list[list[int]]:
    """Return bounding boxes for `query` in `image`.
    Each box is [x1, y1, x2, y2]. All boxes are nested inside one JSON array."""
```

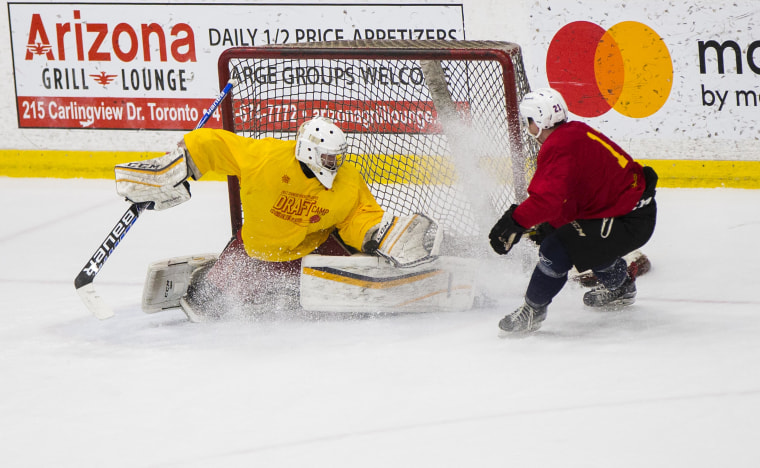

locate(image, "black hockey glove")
[[488, 204, 526, 255], [528, 222, 555, 246]]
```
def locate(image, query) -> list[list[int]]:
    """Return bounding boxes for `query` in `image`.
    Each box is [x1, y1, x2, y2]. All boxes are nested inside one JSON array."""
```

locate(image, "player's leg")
[[179, 237, 239, 322], [582, 257, 637, 309], [180, 236, 300, 321], [499, 234, 572, 333], [567, 204, 656, 310], [180, 233, 351, 321], [573, 249, 651, 287]]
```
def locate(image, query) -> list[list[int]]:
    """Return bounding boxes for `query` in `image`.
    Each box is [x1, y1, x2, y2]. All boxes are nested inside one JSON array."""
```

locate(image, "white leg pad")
[[142, 253, 218, 313], [300, 254, 478, 313]]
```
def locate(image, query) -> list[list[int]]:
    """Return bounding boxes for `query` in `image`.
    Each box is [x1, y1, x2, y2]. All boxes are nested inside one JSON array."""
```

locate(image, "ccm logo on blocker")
[[546, 20, 673, 118]]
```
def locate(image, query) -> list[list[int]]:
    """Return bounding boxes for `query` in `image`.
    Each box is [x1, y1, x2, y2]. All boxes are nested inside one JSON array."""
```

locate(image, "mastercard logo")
[[546, 21, 673, 118]]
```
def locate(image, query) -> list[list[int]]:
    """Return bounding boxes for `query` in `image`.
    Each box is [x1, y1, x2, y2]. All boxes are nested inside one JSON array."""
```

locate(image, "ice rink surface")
[[1, 177, 759, 467]]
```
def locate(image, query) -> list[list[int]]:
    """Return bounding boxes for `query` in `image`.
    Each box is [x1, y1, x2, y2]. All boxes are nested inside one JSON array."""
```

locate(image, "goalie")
[[114, 116, 440, 321]]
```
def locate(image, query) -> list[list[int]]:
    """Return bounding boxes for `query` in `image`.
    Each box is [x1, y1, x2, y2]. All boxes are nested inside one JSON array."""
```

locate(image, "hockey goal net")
[[217, 40, 538, 253]]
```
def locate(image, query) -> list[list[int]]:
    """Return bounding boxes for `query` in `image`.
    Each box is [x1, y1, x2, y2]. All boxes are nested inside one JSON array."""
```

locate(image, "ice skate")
[[498, 302, 547, 335], [583, 277, 636, 309]]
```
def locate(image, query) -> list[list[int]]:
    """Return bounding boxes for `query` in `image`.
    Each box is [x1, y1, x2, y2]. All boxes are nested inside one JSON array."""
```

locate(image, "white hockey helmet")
[[518, 87, 569, 139], [295, 116, 348, 189]]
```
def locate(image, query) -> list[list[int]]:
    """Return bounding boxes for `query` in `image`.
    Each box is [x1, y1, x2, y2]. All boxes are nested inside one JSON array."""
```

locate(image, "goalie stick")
[[74, 79, 237, 319]]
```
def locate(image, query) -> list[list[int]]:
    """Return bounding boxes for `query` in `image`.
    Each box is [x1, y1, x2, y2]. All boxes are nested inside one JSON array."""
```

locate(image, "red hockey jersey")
[[512, 121, 645, 229]]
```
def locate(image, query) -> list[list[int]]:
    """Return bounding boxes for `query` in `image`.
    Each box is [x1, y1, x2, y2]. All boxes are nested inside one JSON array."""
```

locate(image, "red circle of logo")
[[546, 21, 673, 119]]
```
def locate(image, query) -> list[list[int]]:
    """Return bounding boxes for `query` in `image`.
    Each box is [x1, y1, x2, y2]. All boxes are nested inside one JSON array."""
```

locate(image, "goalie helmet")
[[295, 116, 348, 189], [519, 87, 569, 139]]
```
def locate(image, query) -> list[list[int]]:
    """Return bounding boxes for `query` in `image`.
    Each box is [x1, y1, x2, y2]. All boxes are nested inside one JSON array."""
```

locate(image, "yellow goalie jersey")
[[184, 128, 384, 262]]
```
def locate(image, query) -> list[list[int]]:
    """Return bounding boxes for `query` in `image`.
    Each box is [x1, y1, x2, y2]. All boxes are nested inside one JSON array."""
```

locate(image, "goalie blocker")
[[114, 145, 201, 211]]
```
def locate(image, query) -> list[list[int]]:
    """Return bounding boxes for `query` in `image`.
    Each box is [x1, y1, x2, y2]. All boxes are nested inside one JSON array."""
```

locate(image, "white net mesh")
[[219, 40, 538, 253]]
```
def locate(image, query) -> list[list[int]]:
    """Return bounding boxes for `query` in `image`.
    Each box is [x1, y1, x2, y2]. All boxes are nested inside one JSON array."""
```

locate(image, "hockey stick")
[[74, 79, 237, 319]]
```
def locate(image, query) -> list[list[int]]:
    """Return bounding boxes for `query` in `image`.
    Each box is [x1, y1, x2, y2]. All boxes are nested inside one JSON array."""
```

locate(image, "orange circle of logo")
[[546, 21, 673, 118]]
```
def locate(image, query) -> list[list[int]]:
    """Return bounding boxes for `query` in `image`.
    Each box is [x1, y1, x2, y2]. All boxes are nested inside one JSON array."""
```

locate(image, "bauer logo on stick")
[[77, 208, 138, 283]]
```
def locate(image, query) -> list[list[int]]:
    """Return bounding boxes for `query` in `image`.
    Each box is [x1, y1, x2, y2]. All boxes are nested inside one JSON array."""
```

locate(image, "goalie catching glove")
[[363, 213, 443, 268], [114, 145, 202, 211]]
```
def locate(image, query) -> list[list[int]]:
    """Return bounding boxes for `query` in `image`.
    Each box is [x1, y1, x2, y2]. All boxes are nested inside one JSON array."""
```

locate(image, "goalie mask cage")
[[217, 40, 538, 252]]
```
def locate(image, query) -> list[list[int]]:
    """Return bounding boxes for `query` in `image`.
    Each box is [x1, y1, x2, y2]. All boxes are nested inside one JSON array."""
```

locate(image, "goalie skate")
[[141, 253, 218, 313]]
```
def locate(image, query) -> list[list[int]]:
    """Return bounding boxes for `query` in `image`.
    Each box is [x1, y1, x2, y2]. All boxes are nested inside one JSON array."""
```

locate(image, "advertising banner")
[[8, 2, 464, 130], [520, 0, 760, 158]]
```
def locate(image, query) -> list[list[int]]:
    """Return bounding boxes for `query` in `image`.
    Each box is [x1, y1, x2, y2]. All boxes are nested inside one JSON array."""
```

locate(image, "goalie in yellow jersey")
[[114, 117, 441, 321]]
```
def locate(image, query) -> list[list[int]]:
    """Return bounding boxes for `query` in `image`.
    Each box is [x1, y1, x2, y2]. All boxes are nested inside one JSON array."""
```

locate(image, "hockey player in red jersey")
[[488, 88, 658, 334]]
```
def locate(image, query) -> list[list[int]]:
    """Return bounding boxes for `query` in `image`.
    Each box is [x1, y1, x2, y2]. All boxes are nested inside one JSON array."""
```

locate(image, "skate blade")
[[497, 321, 543, 338], [587, 296, 636, 311], [498, 328, 541, 339]]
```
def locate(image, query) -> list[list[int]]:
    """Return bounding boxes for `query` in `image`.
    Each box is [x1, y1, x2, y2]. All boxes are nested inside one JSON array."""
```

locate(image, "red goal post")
[[216, 40, 538, 254]]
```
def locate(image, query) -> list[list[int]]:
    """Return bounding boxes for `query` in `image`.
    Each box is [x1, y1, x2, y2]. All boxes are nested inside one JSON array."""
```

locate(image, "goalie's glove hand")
[[488, 204, 525, 255], [115, 146, 199, 211], [527, 222, 555, 246], [363, 212, 442, 268]]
